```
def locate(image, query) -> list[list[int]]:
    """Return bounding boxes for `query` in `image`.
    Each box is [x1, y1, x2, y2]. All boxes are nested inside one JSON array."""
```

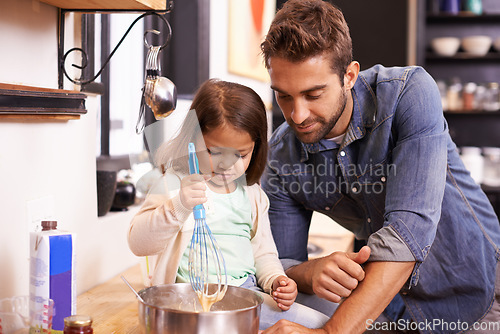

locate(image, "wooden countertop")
[[77, 264, 143, 333]]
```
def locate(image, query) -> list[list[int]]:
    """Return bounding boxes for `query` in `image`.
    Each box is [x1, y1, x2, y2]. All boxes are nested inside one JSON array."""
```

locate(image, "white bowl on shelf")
[[493, 37, 500, 52], [431, 37, 460, 57], [461, 35, 492, 56]]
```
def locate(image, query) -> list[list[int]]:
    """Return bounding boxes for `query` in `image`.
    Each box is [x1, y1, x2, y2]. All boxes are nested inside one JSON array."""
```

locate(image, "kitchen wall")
[[0, 0, 140, 298], [0, 0, 273, 298]]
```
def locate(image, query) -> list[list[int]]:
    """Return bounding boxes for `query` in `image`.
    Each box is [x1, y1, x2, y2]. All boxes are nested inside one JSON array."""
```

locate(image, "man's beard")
[[289, 89, 348, 144]]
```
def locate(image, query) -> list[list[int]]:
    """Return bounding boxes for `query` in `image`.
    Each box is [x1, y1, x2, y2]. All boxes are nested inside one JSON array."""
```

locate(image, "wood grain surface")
[[77, 264, 143, 334]]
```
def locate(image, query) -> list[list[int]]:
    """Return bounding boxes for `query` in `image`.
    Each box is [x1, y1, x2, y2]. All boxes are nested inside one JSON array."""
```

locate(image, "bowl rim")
[[137, 283, 264, 314], [461, 35, 493, 42]]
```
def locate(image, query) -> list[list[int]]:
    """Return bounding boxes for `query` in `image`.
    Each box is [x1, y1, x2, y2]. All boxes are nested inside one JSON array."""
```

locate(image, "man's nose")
[[290, 100, 310, 124]]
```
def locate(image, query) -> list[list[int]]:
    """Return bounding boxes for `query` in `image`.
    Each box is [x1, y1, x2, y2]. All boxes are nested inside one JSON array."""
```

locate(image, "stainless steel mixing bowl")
[[137, 283, 263, 334]]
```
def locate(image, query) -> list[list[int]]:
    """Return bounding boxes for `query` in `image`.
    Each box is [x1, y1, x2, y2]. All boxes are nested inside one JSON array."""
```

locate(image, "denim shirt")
[[261, 65, 500, 332]]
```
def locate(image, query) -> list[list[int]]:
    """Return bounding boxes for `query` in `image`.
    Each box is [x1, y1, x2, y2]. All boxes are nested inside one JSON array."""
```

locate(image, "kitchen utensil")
[[461, 35, 492, 56], [136, 30, 177, 134], [96, 170, 118, 217], [137, 283, 263, 334], [187, 143, 228, 312], [111, 180, 136, 211], [493, 37, 500, 52], [0, 296, 53, 334], [121, 275, 146, 304], [430, 37, 460, 57]]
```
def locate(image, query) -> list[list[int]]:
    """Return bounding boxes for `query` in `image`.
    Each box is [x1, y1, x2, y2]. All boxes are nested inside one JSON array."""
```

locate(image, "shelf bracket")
[[57, 2, 174, 90]]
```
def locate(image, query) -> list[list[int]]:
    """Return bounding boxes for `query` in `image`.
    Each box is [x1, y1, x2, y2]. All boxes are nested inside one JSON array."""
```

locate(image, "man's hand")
[[271, 275, 298, 311], [309, 246, 371, 303], [259, 320, 328, 334]]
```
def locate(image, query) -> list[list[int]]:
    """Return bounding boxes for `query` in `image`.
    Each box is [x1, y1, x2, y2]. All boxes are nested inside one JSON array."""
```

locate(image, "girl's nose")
[[217, 153, 238, 170]]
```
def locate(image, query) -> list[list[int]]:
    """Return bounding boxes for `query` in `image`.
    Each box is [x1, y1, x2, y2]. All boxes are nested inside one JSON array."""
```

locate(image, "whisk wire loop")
[[187, 143, 228, 309]]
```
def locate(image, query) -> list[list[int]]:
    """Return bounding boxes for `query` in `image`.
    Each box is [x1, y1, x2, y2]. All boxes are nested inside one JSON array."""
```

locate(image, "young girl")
[[128, 79, 329, 330]]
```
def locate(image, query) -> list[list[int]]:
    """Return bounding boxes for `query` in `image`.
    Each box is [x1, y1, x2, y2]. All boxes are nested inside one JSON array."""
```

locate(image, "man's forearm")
[[324, 261, 415, 334]]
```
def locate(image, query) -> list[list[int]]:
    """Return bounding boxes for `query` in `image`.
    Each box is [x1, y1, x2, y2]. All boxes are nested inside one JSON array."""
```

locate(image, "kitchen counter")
[[77, 216, 352, 333], [77, 264, 143, 333]]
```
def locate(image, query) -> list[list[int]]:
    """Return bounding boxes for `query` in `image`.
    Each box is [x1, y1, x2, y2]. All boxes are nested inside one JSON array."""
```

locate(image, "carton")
[[30, 222, 76, 333]]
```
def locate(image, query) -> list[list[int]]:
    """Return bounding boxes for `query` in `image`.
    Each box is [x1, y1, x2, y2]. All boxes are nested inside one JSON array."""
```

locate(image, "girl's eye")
[[207, 148, 221, 156]]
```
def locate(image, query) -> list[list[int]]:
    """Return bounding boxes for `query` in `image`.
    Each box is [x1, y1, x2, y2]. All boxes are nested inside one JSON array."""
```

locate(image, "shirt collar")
[[298, 75, 377, 162]]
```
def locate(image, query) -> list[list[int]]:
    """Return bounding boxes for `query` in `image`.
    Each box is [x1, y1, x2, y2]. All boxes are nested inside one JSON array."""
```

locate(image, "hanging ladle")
[[136, 29, 178, 134], [121, 275, 146, 304]]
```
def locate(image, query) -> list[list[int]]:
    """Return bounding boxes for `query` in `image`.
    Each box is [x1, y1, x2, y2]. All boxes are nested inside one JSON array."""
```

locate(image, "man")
[[260, 0, 500, 333]]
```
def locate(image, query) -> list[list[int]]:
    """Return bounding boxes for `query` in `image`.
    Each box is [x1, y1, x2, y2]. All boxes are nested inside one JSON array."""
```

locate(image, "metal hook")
[[144, 30, 161, 49], [61, 12, 172, 86]]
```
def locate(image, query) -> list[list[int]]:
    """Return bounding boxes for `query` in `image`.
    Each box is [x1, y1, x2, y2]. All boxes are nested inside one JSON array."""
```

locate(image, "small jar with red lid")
[[63, 315, 93, 334]]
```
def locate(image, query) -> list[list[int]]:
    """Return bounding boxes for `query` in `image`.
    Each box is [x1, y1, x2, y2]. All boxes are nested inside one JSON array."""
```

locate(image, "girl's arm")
[[249, 185, 287, 293], [128, 174, 191, 256]]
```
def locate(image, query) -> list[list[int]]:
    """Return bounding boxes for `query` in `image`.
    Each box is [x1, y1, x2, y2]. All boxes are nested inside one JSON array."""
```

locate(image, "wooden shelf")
[[39, 0, 167, 11], [426, 51, 500, 61], [0, 83, 87, 120], [427, 13, 500, 23]]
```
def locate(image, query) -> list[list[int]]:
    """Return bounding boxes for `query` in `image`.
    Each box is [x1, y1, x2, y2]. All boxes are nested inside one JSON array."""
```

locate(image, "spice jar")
[[462, 82, 477, 111], [64, 315, 93, 334], [484, 82, 500, 111]]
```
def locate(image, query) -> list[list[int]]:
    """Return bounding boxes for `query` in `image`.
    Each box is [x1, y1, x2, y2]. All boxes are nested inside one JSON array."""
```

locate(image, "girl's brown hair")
[[156, 79, 268, 186], [260, 0, 352, 80]]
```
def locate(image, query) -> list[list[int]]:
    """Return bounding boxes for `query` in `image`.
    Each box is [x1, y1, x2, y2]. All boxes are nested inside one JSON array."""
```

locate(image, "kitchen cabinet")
[[38, 0, 166, 11], [416, 0, 500, 216]]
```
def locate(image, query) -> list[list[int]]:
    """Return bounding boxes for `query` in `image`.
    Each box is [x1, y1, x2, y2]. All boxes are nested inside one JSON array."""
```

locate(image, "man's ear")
[[344, 61, 360, 90]]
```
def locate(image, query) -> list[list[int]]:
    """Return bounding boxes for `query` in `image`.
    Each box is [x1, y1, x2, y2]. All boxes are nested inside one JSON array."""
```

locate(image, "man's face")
[[268, 54, 353, 144]]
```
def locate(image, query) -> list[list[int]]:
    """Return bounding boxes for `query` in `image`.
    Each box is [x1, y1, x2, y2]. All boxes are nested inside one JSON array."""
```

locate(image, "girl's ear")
[[343, 61, 360, 90]]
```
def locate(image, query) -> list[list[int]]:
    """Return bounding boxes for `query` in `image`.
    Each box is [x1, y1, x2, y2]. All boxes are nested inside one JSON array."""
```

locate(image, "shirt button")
[[367, 218, 371, 223], [352, 187, 358, 193], [381, 176, 386, 182], [325, 206, 330, 210], [340, 151, 346, 157]]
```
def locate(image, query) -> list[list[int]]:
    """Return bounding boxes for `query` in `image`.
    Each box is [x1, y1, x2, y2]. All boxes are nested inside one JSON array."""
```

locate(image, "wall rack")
[[56, 1, 174, 89], [0, 83, 86, 120]]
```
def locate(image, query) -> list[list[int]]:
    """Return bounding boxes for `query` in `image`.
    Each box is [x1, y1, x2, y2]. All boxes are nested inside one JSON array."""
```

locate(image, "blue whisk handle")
[[188, 143, 206, 220], [193, 204, 205, 220], [188, 143, 199, 175]]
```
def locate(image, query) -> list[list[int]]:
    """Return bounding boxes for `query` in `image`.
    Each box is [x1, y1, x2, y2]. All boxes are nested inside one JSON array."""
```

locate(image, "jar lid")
[[41, 220, 57, 231], [64, 315, 93, 327]]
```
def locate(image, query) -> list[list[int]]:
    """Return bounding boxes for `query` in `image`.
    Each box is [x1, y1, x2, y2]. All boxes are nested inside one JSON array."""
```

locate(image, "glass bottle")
[[447, 78, 463, 112], [64, 315, 93, 334], [484, 82, 500, 111], [462, 82, 477, 111]]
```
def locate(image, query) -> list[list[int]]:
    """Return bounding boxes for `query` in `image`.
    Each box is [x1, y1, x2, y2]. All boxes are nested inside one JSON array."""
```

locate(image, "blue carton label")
[[49, 235, 73, 331]]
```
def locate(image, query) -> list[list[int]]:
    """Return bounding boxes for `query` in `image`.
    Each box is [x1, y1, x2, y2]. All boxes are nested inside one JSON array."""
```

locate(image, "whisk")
[[187, 143, 228, 311]]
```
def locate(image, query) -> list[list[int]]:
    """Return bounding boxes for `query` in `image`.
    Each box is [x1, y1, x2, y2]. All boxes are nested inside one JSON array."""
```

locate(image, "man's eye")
[[277, 95, 290, 100], [307, 94, 321, 100]]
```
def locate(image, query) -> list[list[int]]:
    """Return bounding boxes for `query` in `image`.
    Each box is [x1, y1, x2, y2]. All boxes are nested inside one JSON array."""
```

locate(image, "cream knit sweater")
[[127, 172, 285, 293]]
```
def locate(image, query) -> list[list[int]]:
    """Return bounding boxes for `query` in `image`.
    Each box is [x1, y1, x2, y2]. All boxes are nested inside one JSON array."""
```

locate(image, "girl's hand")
[[179, 174, 211, 210], [271, 275, 298, 311]]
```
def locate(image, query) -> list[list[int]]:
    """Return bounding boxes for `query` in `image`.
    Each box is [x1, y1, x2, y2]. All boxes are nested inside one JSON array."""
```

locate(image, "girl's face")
[[195, 124, 255, 192]]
